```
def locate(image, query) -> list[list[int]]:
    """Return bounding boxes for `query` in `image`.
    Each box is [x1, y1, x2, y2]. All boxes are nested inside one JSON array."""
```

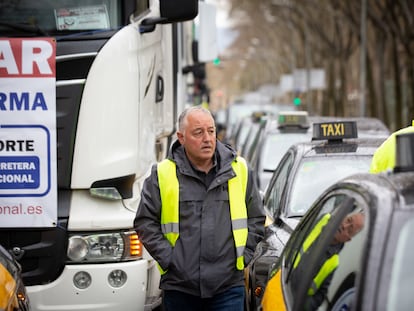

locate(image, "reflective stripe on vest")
[[158, 159, 180, 247], [308, 254, 339, 296], [157, 156, 248, 274], [294, 213, 331, 269], [229, 156, 248, 270], [293, 213, 338, 296]]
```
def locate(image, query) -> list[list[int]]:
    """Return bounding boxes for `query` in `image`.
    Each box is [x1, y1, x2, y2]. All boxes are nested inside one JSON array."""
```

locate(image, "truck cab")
[[0, 1, 200, 310]]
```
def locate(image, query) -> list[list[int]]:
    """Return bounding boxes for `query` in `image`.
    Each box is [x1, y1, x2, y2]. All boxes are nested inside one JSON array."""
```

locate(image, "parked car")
[[246, 120, 385, 310], [248, 113, 389, 192], [249, 111, 311, 192], [221, 102, 293, 146], [232, 112, 269, 156], [0, 244, 30, 311], [261, 131, 414, 311]]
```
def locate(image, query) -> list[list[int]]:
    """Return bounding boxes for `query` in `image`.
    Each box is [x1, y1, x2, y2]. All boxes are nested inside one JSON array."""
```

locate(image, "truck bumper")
[[27, 260, 149, 311]]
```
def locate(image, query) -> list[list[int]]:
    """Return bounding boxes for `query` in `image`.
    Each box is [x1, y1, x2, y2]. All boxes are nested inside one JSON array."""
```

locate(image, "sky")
[[206, 0, 231, 27], [205, 0, 238, 53]]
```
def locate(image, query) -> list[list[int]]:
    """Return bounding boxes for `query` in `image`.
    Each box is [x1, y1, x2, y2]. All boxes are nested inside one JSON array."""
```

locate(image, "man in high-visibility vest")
[[370, 120, 414, 173], [301, 211, 365, 310], [261, 211, 364, 311], [134, 106, 265, 310]]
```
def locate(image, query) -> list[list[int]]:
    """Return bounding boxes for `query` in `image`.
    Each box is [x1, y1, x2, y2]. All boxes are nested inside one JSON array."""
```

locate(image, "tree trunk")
[[365, 50, 376, 117], [391, 35, 403, 128], [338, 56, 346, 116], [406, 56, 414, 125]]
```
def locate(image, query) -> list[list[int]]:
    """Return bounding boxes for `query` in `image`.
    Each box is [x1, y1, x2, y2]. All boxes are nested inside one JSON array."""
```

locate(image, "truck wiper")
[[0, 21, 49, 36], [55, 28, 119, 41]]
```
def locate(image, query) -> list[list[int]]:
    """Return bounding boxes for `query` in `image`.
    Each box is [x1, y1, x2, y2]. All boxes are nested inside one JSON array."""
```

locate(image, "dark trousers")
[[163, 286, 245, 311]]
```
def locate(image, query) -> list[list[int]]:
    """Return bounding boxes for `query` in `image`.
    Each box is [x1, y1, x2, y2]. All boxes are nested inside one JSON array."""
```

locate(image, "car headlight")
[[67, 231, 142, 263]]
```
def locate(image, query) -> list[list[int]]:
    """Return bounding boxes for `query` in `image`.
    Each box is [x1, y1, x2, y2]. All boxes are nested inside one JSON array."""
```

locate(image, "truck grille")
[[0, 223, 67, 286]]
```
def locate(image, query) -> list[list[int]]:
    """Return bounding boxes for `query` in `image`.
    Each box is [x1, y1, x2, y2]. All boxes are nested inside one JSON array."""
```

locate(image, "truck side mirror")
[[140, 0, 198, 33], [160, 0, 198, 22]]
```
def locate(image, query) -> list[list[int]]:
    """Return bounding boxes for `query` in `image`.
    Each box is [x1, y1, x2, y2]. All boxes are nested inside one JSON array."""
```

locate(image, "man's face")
[[177, 110, 216, 164], [333, 213, 365, 244]]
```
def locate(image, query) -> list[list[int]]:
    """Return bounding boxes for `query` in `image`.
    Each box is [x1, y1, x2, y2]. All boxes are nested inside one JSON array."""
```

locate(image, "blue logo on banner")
[[0, 156, 40, 189]]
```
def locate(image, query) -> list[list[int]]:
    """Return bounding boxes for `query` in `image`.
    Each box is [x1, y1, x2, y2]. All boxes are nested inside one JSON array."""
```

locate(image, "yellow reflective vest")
[[370, 120, 414, 173], [294, 213, 339, 296], [262, 213, 340, 310], [157, 156, 249, 275]]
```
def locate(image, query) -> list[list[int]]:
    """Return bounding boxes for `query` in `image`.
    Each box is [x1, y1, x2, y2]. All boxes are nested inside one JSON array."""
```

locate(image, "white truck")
[[0, 0, 204, 310]]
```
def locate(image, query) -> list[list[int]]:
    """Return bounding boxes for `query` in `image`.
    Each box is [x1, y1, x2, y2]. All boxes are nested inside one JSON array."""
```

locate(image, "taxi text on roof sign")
[[312, 121, 358, 141]]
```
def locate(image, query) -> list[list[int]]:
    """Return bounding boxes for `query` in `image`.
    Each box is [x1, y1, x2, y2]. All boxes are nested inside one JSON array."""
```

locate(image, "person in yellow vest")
[[370, 120, 414, 173], [261, 211, 364, 311], [134, 106, 265, 310], [302, 211, 365, 310]]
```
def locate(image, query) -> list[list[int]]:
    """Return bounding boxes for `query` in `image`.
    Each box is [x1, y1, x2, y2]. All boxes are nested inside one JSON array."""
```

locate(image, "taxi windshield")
[[261, 132, 311, 172], [288, 156, 371, 217], [0, 0, 123, 35]]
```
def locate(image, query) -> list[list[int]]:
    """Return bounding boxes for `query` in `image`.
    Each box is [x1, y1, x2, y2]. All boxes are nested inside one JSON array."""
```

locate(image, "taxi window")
[[284, 194, 368, 311], [284, 195, 346, 279], [282, 195, 347, 307], [265, 152, 294, 219], [234, 120, 252, 152], [288, 156, 371, 217], [243, 122, 262, 158], [245, 120, 267, 161], [260, 132, 310, 173], [258, 133, 310, 191], [385, 214, 414, 311]]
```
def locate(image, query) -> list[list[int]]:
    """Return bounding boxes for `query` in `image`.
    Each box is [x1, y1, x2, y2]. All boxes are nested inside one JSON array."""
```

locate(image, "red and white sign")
[[0, 38, 57, 228]]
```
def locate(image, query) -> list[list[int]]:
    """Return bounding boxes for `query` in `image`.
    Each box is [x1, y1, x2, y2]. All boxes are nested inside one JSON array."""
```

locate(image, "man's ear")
[[177, 131, 184, 144]]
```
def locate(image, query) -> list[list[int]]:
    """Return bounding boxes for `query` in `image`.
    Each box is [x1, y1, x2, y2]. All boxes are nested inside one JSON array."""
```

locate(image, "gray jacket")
[[134, 140, 265, 298]]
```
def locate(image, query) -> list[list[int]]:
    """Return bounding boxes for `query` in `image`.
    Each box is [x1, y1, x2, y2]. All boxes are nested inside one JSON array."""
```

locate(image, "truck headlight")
[[67, 231, 142, 263]]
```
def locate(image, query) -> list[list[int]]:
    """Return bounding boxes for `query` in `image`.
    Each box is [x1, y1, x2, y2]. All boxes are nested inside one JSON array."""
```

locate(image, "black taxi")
[[0, 244, 30, 311], [246, 121, 385, 310], [261, 131, 414, 311], [248, 114, 389, 193]]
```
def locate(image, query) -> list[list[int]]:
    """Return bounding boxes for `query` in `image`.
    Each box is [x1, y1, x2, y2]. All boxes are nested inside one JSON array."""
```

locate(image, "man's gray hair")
[[178, 106, 214, 132]]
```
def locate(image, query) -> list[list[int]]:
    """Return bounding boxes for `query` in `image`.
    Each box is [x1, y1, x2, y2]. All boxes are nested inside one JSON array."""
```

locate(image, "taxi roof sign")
[[277, 111, 309, 129], [312, 121, 358, 141]]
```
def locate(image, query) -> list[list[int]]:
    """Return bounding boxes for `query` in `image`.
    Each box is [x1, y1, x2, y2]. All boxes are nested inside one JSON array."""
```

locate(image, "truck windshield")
[[0, 0, 124, 36]]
